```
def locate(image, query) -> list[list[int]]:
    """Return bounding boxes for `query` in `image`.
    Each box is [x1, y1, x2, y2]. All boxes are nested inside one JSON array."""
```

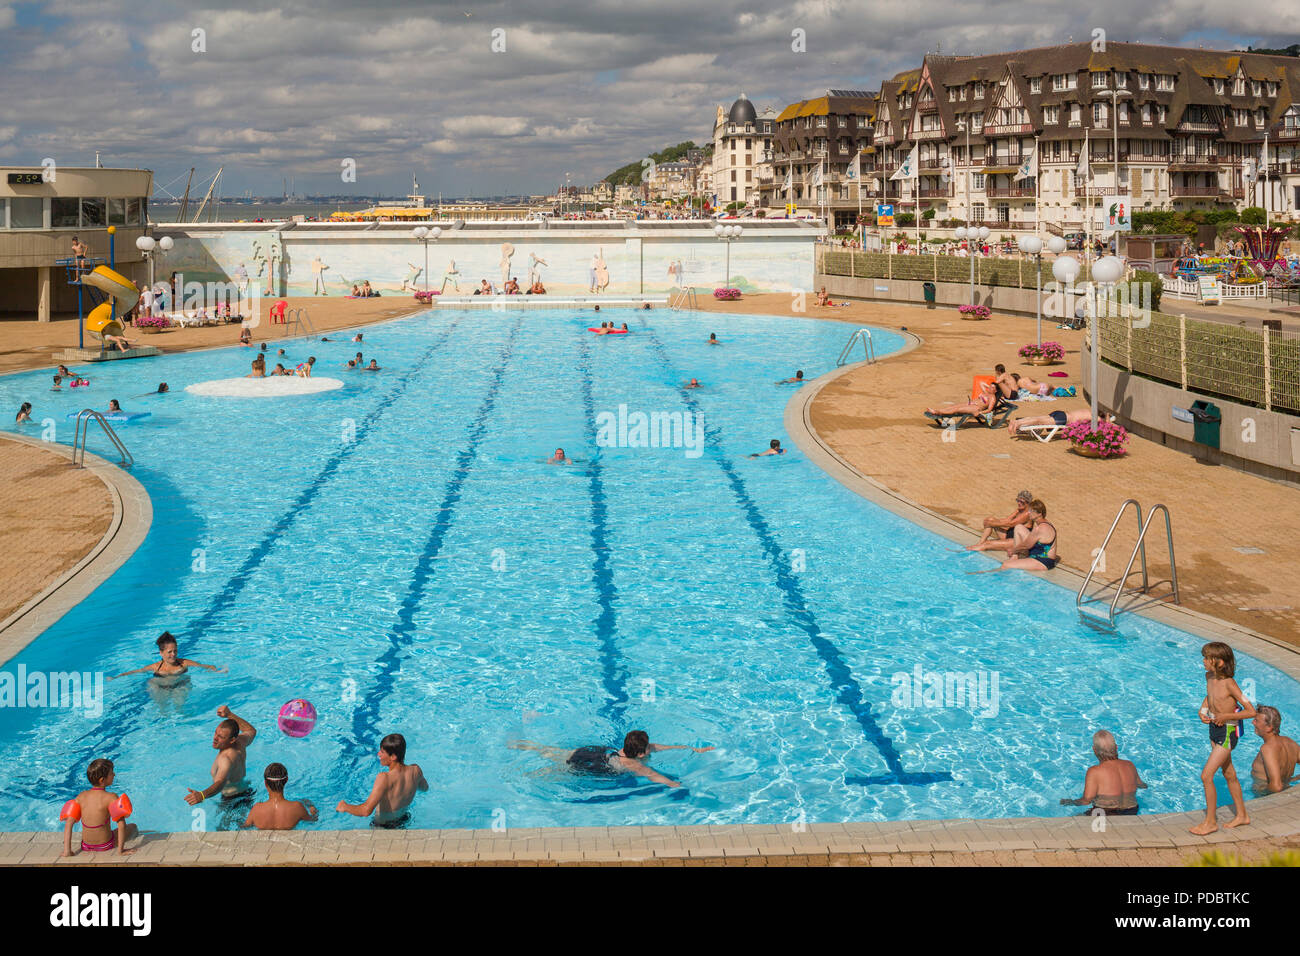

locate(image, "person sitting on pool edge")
[[777, 370, 805, 385], [1060, 730, 1147, 816], [62, 758, 137, 856], [997, 499, 1057, 572], [510, 731, 714, 789], [548, 447, 572, 465], [748, 439, 785, 458], [337, 733, 428, 828], [967, 489, 1034, 553], [244, 763, 318, 830]]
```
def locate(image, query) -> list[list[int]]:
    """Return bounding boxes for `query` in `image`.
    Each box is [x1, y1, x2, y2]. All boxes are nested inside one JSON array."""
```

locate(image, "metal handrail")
[[1077, 498, 1178, 624], [73, 409, 133, 469], [836, 327, 876, 366], [285, 307, 317, 339], [669, 286, 699, 311]]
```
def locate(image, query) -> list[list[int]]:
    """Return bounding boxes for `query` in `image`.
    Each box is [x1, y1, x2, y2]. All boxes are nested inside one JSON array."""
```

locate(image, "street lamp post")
[[954, 224, 990, 305], [1088, 255, 1125, 428], [134, 234, 173, 316], [411, 225, 442, 293], [1017, 234, 1044, 345], [714, 223, 743, 286]]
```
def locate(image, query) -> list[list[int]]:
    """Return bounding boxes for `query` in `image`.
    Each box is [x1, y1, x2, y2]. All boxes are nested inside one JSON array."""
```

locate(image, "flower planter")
[[1026, 356, 1056, 366], [1070, 447, 1106, 459]]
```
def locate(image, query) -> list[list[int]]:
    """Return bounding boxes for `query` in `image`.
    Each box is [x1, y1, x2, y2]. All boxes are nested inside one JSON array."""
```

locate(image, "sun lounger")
[[925, 400, 1018, 430], [1013, 422, 1067, 442]]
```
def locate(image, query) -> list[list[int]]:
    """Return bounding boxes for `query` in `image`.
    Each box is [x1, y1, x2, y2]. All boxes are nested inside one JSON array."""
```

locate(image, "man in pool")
[[748, 439, 785, 458], [185, 705, 257, 820], [112, 631, 224, 683], [336, 733, 428, 828], [1060, 729, 1147, 815], [777, 370, 805, 385], [548, 447, 572, 465], [1251, 705, 1299, 794], [684, 378, 702, 389], [511, 731, 713, 789], [363, 359, 381, 371], [244, 763, 318, 830]]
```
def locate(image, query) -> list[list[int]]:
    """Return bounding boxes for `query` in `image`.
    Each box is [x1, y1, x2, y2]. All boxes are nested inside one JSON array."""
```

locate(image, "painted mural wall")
[[152, 227, 817, 298]]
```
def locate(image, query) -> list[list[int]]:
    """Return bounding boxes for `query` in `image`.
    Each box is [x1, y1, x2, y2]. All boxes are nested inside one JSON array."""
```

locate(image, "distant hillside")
[[605, 142, 709, 186], [1242, 44, 1299, 57]]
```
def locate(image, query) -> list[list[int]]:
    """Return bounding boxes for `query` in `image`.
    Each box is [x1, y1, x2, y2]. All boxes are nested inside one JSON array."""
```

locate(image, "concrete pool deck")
[[3, 294, 1300, 865]]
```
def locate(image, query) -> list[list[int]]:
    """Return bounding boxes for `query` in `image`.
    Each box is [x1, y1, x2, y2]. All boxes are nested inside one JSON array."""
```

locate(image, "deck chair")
[[1013, 422, 1068, 442], [924, 377, 1018, 430]]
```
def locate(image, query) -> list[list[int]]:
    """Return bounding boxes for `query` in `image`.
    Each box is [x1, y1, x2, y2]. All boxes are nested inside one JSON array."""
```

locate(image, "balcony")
[[1177, 120, 1220, 133], [1169, 184, 1220, 197], [1168, 153, 1221, 169], [918, 184, 954, 198], [918, 157, 948, 169], [984, 155, 1023, 168], [985, 186, 1036, 198]]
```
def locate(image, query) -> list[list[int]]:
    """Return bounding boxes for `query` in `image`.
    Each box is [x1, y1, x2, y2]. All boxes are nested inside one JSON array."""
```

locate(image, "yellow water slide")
[[81, 266, 140, 342]]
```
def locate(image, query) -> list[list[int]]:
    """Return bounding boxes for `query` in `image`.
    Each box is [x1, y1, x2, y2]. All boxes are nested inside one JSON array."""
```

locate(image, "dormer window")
[[1138, 74, 1149, 90], [1115, 73, 1127, 88], [1092, 72, 1108, 89], [1029, 77, 1041, 94], [1251, 81, 1262, 97], [1214, 78, 1225, 95], [974, 84, 984, 99], [1233, 76, 1245, 95]]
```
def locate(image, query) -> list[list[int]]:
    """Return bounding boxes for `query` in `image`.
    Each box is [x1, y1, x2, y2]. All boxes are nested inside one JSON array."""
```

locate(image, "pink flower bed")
[[713, 288, 741, 300], [958, 304, 991, 319], [413, 290, 441, 303], [1064, 419, 1129, 458], [1019, 341, 1065, 361], [134, 314, 171, 330]]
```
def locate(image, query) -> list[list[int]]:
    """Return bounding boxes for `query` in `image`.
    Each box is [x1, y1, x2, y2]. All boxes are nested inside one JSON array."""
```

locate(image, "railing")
[[285, 307, 317, 339], [985, 187, 1036, 198], [1077, 499, 1179, 625], [73, 409, 133, 469], [669, 286, 699, 310], [1169, 185, 1221, 197], [1168, 154, 1222, 167], [836, 327, 876, 366]]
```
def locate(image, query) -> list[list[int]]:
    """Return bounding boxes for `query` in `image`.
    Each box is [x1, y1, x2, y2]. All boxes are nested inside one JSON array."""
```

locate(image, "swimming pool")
[[1, 307, 1296, 832]]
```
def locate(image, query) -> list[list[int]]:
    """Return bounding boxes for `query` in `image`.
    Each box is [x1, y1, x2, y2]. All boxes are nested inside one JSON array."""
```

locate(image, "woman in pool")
[[246, 354, 266, 378], [15, 402, 32, 423], [107, 399, 122, 414], [112, 631, 224, 683], [708, 333, 720, 345]]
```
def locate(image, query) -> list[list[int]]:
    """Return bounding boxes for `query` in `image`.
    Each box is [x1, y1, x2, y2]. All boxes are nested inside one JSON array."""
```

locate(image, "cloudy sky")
[[0, 0, 1293, 198]]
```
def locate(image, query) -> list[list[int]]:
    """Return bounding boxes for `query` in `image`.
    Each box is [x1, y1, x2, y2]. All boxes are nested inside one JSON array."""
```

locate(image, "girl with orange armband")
[[60, 758, 136, 856]]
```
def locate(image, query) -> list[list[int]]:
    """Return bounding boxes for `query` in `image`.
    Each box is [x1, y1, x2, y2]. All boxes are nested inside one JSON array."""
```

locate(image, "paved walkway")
[[693, 293, 1300, 645], [0, 438, 110, 625]]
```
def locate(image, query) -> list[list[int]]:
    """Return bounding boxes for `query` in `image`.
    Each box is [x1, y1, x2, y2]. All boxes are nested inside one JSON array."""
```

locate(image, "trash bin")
[[922, 281, 936, 309], [1190, 400, 1221, 449]]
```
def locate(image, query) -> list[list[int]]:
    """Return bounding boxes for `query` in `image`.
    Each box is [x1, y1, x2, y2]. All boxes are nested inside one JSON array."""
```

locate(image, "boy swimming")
[[336, 733, 428, 828], [61, 758, 137, 856], [1190, 642, 1257, 834], [511, 731, 713, 789]]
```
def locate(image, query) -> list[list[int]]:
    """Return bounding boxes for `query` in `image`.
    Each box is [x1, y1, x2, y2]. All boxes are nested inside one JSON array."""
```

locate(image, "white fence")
[[1162, 276, 1269, 301]]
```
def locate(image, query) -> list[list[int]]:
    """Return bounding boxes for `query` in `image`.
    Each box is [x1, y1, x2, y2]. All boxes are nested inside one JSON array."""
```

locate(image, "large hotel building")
[[758, 42, 1300, 230]]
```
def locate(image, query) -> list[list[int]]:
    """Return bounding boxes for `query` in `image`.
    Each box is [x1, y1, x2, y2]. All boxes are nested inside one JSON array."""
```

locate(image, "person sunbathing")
[[926, 383, 997, 417], [1006, 408, 1094, 436], [993, 364, 1018, 399], [816, 287, 834, 306]]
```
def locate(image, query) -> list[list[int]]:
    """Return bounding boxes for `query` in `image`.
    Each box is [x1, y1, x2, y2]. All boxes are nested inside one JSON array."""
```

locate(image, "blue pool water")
[[1, 307, 1297, 832]]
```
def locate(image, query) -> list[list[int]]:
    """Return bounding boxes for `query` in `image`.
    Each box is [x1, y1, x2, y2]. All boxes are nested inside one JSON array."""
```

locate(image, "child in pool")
[[112, 631, 224, 682], [61, 758, 137, 856], [52, 375, 63, 390], [15, 402, 32, 423], [1190, 642, 1257, 835]]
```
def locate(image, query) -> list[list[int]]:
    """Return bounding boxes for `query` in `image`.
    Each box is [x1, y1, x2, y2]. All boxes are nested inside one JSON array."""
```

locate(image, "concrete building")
[[712, 94, 775, 208], [0, 166, 153, 321], [862, 43, 1300, 230]]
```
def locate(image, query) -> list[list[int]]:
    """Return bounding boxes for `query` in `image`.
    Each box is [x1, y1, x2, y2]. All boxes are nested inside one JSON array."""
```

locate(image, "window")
[[108, 198, 127, 226], [1092, 72, 1108, 89], [948, 88, 956, 102], [1142, 103, 1151, 124], [80, 197, 105, 227], [1267, 82, 1277, 97], [1093, 102, 1107, 125], [746, 170, 752, 182], [745, 154, 752, 165], [817, 117, 827, 127], [1069, 103, 1081, 126], [1256, 108, 1266, 128], [1043, 105, 1059, 124], [971, 114, 982, 132], [10, 196, 44, 228], [730, 170, 736, 182], [1115, 72, 1127, 89], [1029, 77, 1041, 94], [1233, 76, 1244, 95], [1251, 81, 1261, 97], [960, 87, 967, 100], [974, 84, 984, 99], [1138, 74, 1149, 90], [1157, 74, 1176, 92], [1214, 79, 1225, 94], [973, 173, 985, 189], [1158, 106, 1167, 123], [971, 203, 985, 222], [1236, 109, 1247, 127], [52, 197, 80, 228], [745, 138, 752, 149], [1119, 102, 1129, 123], [837, 116, 847, 127]]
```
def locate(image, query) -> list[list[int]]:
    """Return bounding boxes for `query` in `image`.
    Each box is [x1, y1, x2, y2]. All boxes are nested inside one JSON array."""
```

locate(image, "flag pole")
[[1084, 128, 1092, 273], [1264, 130, 1270, 229], [1034, 134, 1040, 235], [914, 143, 920, 250]]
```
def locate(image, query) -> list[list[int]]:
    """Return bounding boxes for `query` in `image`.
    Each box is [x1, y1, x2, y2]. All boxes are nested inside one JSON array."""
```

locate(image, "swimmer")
[[52, 375, 63, 390], [684, 378, 702, 389], [277, 348, 287, 358], [548, 447, 573, 465], [1251, 705, 1300, 794], [352, 333, 364, 343], [511, 731, 714, 789], [593, 305, 601, 313], [15, 402, 32, 423], [708, 333, 720, 345], [156, 383, 169, 394], [776, 370, 805, 385], [186, 705, 256, 806], [246, 354, 266, 378], [107, 399, 122, 414], [61, 758, 137, 856], [112, 631, 224, 682], [364, 359, 381, 371], [595, 323, 611, 335], [243, 763, 318, 830], [642, 303, 652, 310], [748, 438, 785, 458], [336, 733, 428, 828], [270, 363, 289, 376], [57, 365, 73, 378], [345, 360, 357, 370], [259, 343, 268, 353], [296, 356, 316, 378], [355, 352, 364, 366]]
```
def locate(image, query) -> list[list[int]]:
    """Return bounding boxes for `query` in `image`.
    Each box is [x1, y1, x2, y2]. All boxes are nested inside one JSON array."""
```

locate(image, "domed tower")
[[712, 94, 772, 208]]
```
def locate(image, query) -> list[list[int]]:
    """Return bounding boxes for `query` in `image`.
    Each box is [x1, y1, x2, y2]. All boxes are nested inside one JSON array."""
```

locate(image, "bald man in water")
[[1251, 705, 1300, 793]]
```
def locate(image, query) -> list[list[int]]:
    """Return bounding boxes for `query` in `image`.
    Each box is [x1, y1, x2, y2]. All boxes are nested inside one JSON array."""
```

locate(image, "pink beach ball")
[[277, 699, 318, 738]]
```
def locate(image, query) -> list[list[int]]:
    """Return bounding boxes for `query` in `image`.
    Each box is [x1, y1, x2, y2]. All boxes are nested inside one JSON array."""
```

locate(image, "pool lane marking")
[[344, 317, 524, 764], [576, 334, 630, 728], [636, 319, 951, 788], [56, 319, 466, 786]]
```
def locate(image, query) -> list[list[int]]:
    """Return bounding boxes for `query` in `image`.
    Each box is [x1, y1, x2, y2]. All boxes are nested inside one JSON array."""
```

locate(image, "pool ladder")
[[285, 307, 317, 339], [1077, 499, 1179, 625], [669, 286, 699, 311], [836, 327, 876, 366], [72, 409, 133, 469]]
